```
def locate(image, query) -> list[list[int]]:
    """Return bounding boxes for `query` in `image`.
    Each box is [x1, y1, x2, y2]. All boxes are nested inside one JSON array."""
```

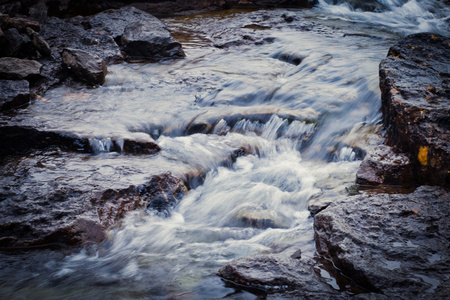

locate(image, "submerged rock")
[[61, 48, 107, 85], [379, 33, 449, 186], [314, 186, 450, 298], [356, 145, 413, 187]]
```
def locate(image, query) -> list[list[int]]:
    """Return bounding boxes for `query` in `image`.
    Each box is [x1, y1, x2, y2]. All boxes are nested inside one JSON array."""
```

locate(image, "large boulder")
[[40, 16, 124, 64], [314, 186, 450, 298], [61, 48, 107, 85], [0, 57, 41, 79], [87, 6, 185, 61], [0, 80, 30, 111], [379, 33, 449, 186]]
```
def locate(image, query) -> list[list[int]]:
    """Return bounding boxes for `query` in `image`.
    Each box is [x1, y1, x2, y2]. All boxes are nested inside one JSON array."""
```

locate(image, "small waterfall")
[[315, 0, 450, 36]]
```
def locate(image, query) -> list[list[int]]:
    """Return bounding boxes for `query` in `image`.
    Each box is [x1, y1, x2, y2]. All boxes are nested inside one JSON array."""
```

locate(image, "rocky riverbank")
[[219, 32, 450, 299]]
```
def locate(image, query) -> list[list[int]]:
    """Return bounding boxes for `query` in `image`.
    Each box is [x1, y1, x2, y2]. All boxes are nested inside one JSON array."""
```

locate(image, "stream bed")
[[1, 0, 449, 299]]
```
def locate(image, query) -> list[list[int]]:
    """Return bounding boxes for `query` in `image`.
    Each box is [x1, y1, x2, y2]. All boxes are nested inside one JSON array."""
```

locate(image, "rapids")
[[1, 1, 449, 299]]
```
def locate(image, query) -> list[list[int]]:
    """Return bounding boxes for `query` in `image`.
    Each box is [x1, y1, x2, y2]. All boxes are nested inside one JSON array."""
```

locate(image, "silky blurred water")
[[1, 1, 449, 299]]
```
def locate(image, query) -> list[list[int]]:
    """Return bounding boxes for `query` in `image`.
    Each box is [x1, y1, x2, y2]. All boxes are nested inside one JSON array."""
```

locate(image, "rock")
[[314, 186, 450, 298], [3, 27, 30, 57], [0, 80, 30, 111], [94, 173, 187, 226], [379, 33, 449, 186], [3, 16, 40, 32], [86, 6, 185, 61], [26, 27, 51, 57], [61, 48, 107, 85], [0, 126, 91, 157], [40, 17, 123, 64], [251, 0, 315, 8], [0, 126, 162, 157], [0, 57, 41, 79], [218, 254, 344, 298], [0, 149, 186, 248], [121, 20, 185, 61], [356, 145, 413, 187], [0, 27, 9, 57]]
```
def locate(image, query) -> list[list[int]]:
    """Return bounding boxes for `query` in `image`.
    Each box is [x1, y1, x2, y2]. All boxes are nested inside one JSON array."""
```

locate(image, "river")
[[0, 0, 449, 299]]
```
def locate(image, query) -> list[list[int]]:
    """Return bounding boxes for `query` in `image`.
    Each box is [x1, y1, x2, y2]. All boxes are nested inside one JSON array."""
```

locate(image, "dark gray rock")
[[0, 57, 41, 79], [314, 186, 450, 298], [40, 17, 123, 64], [356, 145, 413, 187], [87, 6, 185, 61], [0, 80, 30, 111], [3, 27, 29, 57], [379, 33, 449, 186], [120, 16, 185, 60], [61, 48, 107, 85], [218, 254, 345, 298]]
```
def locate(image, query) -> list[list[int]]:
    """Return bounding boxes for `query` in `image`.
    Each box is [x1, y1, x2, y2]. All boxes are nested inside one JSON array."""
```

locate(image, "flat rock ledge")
[[314, 186, 450, 299]]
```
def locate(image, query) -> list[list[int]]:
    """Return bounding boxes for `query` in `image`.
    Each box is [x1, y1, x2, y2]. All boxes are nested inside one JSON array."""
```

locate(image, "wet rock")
[[94, 173, 187, 226], [314, 186, 450, 298], [0, 126, 91, 157], [0, 57, 42, 79], [86, 6, 185, 61], [61, 48, 107, 85], [3, 16, 40, 32], [271, 50, 304, 65], [0, 80, 30, 111], [26, 27, 51, 57], [356, 145, 413, 187], [121, 20, 185, 61], [251, 0, 315, 8], [218, 254, 344, 298], [3, 27, 30, 57], [40, 17, 123, 64], [0, 27, 8, 56], [379, 33, 449, 186]]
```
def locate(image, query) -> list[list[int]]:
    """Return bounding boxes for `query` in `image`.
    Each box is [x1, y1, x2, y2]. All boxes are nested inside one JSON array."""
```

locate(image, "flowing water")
[[1, 1, 449, 299]]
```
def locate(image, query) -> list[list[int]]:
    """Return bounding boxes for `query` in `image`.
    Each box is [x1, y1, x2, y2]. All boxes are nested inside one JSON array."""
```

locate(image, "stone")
[[121, 20, 185, 61], [356, 145, 413, 187], [0, 149, 185, 248], [314, 186, 450, 298], [0, 57, 41, 79], [379, 33, 449, 186], [3, 27, 30, 57], [218, 254, 344, 298], [0, 80, 30, 111], [94, 173, 187, 226], [26, 27, 51, 56], [3, 16, 40, 32], [40, 17, 123, 64], [61, 48, 107, 85]]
